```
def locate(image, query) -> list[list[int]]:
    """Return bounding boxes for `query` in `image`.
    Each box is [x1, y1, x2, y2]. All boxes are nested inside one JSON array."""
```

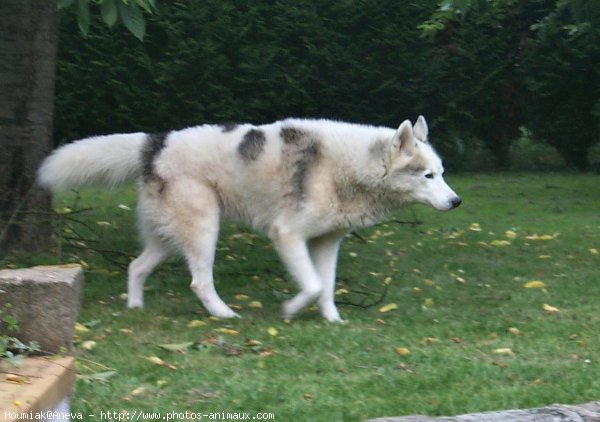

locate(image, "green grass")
[[4, 174, 600, 420]]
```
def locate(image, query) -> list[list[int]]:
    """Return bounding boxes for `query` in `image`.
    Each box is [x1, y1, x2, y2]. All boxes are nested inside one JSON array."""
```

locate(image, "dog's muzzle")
[[451, 196, 462, 209]]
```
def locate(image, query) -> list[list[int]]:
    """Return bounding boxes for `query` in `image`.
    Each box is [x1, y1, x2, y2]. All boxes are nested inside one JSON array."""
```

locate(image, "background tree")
[[520, 0, 600, 170], [0, 0, 154, 255], [0, 0, 58, 254]]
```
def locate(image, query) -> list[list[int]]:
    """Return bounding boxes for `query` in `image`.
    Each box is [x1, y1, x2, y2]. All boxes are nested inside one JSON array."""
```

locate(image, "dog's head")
[[385, 116, 461, 211]]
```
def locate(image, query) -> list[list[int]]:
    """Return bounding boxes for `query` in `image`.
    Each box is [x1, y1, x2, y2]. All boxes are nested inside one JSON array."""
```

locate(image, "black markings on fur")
[[238, 129, 266, 162], [142, 132, 168, 191], [280, 126, 321, 200], [280, 127, 308, 145], [220, 122, 238, 133]]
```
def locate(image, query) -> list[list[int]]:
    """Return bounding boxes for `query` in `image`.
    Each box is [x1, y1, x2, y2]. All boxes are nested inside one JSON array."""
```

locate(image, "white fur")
[[38, 117, 460, 322], [37, 133, 146, 190]]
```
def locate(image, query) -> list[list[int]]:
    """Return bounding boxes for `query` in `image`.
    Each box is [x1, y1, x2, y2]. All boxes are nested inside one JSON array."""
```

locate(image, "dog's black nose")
[[451, 196, 462, 208]]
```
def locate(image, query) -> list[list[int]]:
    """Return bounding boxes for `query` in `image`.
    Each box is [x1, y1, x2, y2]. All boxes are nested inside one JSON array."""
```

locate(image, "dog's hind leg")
[[269, 227, 324, 319], [169, 184, 239, 319], [309, 230, 347, 322], [127, 235, 170, 308]]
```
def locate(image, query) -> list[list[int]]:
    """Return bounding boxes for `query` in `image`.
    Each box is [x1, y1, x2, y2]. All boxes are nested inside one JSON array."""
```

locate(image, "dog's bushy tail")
[[37, 133, 147, 191]]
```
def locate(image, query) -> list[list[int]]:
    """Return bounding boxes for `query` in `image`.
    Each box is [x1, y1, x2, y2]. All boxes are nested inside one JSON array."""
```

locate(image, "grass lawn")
[[4, 173, 599, 421]]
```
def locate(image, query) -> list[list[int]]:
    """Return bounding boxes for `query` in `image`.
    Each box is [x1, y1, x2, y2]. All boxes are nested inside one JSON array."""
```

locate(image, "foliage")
[[54, 0, 599, 170], [58, 0, 157, 40], [0, 300, 40, 366], [417, 0, 599, 169], [519, 0, 600, 169], [54, 1, 437, 140]]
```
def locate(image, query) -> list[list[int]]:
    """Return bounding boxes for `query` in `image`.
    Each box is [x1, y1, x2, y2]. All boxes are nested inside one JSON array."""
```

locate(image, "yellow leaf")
[[267, 327, 278, 336], [508, 327, 522, 336], [379, 303, 398, 313], [131, 386, 146, 396], [75, 323, 89, 334], [335, 288, 349, 295], [589, 248, 598, 255], [469, 223, 482, 232], [524, 281, 546, 289], [248, 301, 263, 309], [505, 230, 517, 239], [543, 303, 560, 314], [234, 294, 250, 301], [187, 319, 207, 328], [5, 374, 29, 384], [423, 298, 434, 307], [493, 348, 515, 356], [215, 328, 239, 335], [490, 240, 511, 247], [120, 328, 134, 335], [395, 347, 411, 356], [144, 356, 177, 370], [81, 340, 97, 351]]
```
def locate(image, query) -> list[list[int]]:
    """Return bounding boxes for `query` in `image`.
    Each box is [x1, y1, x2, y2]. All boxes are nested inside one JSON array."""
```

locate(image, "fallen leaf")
[[469, 223, 482, 232], [303, 392, 315, 400], [158, 342, 194, 353], [78, 371, 117, 384], [379, 303, 398, 313], [524, 233, 557, 240], [589, 248, 598, 255], [215, 328, 240, 335], [267, 327, 278, 336], [248, 301, 263, 309], [505, 230, 517, 239], [234, 294, 250, 301], [119, 328, 134, 335], [493, 348, 515, 356], [421, 336, 439, 345], [5, 374, 30, 384], [335, 288, 349, 295], [144, 356, 177, 370], [508, 327, 522, 336], [81, 341, 97, 351], [490, 240, 511, 247], [543, 303, 560, 314], [75, 322, 89, 334], [187, 320, 207, 328], [423, 298, 434, 307], [395, 347, 411, 356], [131, 386, 146, 396], [524, 281, 546, 289]]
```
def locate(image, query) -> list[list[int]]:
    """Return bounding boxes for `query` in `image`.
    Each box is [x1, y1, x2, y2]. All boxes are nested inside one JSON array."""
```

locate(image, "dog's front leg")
[[269, 228, 324, 319], [309, 230, 348, 322]]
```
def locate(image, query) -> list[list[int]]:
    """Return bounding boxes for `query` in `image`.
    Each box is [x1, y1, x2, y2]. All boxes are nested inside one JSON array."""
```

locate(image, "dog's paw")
[[127, 299, 144, 309], [211, 308, 241, 319]]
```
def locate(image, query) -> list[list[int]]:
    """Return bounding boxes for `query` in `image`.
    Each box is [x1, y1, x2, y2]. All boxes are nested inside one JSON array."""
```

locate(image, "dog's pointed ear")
[[391, 120, 416, 155], [413, 115, 429, 143]]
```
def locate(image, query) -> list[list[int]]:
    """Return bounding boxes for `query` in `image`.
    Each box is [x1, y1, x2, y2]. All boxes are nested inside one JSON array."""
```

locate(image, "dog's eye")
[[424, 173, 434, 179]]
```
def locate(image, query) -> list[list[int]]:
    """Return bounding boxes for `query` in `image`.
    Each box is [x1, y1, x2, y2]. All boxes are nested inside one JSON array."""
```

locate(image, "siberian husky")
[[38, 116, 461, 322]]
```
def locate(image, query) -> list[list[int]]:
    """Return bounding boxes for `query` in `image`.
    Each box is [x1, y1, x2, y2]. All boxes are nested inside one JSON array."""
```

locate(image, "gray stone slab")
[[0, 264, 83, 354]]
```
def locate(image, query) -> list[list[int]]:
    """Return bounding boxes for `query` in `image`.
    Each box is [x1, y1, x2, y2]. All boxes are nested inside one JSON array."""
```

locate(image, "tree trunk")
[[0, 0, 58, 254]]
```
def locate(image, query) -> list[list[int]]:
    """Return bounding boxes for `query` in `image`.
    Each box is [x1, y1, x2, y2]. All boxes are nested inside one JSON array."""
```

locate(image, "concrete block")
[[0, 265, 83, 354], [0, 356, 76, 420]]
